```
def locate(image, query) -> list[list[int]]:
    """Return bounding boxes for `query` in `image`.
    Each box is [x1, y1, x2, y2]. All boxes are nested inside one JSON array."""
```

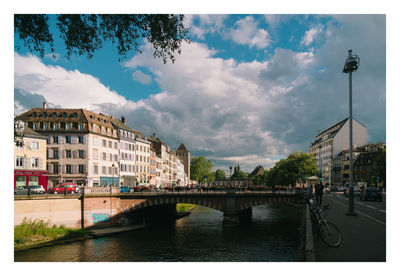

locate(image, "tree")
[[373, 149, 386, 188], [14, 14, 190, 63], [231, 164, 248, 180], [264, 151, 318, 187], [190, 156, 214, 184], [215, 169, 226, 181]]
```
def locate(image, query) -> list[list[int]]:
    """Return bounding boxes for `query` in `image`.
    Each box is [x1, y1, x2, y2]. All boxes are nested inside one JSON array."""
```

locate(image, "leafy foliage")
[[231, 164, 248, 180], [15, 14, 190, 63], [373, 148, 386, 187], [264, 151, 318, 187], [215, 169, 226, 180], [190, 156, 214, 183]]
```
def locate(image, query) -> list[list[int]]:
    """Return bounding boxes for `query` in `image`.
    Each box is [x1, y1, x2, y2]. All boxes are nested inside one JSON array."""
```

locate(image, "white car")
[[344, 186, 361, 197], [337, 186, 345, 192]]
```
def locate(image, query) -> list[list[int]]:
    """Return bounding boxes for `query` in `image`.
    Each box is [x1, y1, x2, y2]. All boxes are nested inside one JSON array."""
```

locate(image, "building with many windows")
[[15, 104, 120, 187], [110, 116, 137, 186], [333, 142, 386, 186], [14, 120, 48, 190], [309, 117, 367, 187], [135, 137, 151, 185]]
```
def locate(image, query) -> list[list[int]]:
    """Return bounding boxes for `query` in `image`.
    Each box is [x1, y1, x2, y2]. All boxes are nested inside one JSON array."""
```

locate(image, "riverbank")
[[15, 205, 197, 252], [14, 218, 92, 252]]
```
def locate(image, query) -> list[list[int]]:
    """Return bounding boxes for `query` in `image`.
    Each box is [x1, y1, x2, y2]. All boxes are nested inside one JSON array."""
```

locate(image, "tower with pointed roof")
[[176, 143, 190, 182]]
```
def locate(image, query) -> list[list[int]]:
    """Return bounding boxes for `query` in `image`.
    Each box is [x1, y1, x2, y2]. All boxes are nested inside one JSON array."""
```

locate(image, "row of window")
[[31, 121, 85, 131], [47, 149, 86, 159], [119, 129, 134, 139], [91, 124, 116, 137], [15, 141, 40, 150], [102, 139, 118, 149], [48, 135, 85, 144], [92, 165, 118, 175], [47, 164, 86, 174], [15, 157, 42, 169], [33, 111, 78, 119]]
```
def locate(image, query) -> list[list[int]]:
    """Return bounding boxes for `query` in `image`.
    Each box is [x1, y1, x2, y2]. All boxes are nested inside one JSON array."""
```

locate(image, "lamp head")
[[343, 50, 360, 73]]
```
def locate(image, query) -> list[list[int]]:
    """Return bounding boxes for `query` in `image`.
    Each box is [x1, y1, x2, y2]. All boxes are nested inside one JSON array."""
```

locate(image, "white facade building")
[[135, 137, 151, 185], [309, 118, 367, 186]]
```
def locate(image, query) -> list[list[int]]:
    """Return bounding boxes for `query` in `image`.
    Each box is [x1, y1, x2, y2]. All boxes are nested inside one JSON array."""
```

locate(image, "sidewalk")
[[313, 195, 386, 262]]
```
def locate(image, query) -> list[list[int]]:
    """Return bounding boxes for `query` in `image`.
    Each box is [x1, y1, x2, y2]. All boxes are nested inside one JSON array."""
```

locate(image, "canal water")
[[15, 204, 301, 262]]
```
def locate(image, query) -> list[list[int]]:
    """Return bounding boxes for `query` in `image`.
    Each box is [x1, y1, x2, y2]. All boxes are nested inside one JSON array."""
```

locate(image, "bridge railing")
[[83, 187, 120, 195]]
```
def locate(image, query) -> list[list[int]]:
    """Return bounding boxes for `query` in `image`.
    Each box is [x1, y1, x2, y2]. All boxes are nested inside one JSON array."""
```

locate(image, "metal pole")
[[347, 50, 356, 216]]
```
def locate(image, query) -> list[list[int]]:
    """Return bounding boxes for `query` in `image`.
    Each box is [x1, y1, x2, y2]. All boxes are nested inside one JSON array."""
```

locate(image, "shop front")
[[14, 170, 48, 191], [99, 176, 120, 186]]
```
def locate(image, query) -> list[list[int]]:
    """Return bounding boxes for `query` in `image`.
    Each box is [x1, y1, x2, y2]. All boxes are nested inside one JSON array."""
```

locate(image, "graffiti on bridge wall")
[[92, 213, 110, 224]]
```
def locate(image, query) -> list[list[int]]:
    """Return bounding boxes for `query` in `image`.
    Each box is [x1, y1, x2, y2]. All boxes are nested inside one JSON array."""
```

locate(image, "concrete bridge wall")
[[14, 192, 301, 229]]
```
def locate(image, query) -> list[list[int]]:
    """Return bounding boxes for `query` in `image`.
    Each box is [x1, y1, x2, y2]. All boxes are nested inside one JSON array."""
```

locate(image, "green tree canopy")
[[231, 164, 248, 180], [190, 156, 214, 184], [264, 151, 318, 187], [374, 149, 386, 187], [14, 14, 190, 63], [215, 169, 226, 181]]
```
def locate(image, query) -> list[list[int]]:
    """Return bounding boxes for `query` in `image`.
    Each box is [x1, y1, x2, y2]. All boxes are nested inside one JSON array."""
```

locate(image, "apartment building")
[[149, 145, 157, 185], [15, 104, 120, 187], [14, 120, 48, 190], [135, 137, 151, 185], [309, 117, 367, 186], [110, 116, 137, 186], [333, 143, 386, 186]]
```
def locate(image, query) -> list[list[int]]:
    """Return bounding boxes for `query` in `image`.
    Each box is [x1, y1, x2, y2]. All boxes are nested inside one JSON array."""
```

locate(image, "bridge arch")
[[120, 196, 224, 214]]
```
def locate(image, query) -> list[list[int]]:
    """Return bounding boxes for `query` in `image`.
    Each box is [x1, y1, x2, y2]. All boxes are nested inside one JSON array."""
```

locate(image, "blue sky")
[[13, 13, 387, 173]]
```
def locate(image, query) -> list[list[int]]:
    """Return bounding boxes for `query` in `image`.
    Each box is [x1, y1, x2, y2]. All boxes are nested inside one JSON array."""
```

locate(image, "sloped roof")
[[176, 143, 188, 152], [248, 165, 264, 178], [109, 116, 145, 138], [21, 126, 47, 140]]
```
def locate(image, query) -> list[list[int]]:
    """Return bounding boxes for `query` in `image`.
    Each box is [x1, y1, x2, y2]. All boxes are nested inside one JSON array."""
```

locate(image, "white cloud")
[[227, 16, 271, 49], [184, 14, 228, 40], [132, 70, 152, 84], [14, 53, 128, 112], [301, 24, 324, 46]]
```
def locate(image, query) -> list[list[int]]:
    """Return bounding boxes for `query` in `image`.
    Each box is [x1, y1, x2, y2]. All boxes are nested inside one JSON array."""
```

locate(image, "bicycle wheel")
[[318, 221, 342, 247]]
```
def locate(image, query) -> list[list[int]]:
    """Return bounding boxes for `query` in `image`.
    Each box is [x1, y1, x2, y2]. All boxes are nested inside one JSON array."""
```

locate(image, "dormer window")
[[63, 112, 67, 118], [73, 113, 78, 118], [53, 112, 57, 118], [43, 112, 47, 118], [33, 112, 37, 118]]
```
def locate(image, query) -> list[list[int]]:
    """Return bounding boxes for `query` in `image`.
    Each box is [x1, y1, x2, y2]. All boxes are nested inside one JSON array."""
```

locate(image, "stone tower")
[[176, 143, 190, 182]]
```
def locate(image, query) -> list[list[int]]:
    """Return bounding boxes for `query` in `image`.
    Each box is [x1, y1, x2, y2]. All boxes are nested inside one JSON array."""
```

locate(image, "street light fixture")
[[343, 49, 360, 216]]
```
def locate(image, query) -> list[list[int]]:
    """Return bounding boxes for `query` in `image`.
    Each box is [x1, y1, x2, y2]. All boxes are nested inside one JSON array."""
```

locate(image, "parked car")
[[50, 183, 78, 194], [14, 185, 45, 195], [359, 187, 382, 201], [120, 186, 131, 193], [344, 185, 361, 197], [337, 186, 345, 192]]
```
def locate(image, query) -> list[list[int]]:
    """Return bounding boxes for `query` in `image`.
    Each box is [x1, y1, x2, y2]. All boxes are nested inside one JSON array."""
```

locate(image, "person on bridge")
[[315, 181, 324, 207]]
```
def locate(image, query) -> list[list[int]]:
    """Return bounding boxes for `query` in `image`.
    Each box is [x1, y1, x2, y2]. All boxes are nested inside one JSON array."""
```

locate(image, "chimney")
[[121, 116, 126, 124], [43, 102, 47, 109]]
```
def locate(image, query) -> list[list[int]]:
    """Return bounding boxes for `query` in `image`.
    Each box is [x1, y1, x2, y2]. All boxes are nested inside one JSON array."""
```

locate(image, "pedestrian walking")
[[315, 181, 324, 207]]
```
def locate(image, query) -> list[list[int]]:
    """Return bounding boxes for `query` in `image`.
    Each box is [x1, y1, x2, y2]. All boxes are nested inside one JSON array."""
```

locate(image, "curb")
[[305, 206, 316, 261]]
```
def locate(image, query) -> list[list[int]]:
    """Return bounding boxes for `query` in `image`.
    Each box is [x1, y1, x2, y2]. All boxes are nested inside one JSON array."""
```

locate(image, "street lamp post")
[[343, 49, 360, 216], [318, 142, 322, 180]]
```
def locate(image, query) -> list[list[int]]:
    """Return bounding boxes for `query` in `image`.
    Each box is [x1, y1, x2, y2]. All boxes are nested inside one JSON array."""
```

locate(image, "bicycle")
[[307, 195, 342, 247]]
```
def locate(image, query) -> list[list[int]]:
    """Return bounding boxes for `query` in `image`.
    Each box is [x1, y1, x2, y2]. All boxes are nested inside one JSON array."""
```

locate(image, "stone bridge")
[[14, 190, 304, 229]]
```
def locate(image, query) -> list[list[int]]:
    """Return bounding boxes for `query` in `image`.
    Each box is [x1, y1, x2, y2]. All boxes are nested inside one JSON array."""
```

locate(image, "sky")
[[13, 13, 387, 174]]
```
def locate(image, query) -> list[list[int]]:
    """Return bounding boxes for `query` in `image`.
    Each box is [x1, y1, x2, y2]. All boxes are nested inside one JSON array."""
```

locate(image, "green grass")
[[176, 203, 197, 212], [14, 218, 89, 248]]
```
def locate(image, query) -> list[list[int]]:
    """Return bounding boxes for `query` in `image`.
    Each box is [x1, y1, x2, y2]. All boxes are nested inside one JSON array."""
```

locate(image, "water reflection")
[[15, 204, 300, 262]]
